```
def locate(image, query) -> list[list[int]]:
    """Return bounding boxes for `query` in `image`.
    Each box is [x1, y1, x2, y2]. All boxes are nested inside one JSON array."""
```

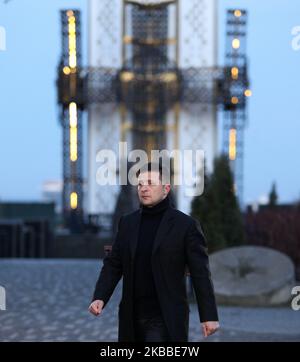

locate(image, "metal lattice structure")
[[57, 10, 84, 233], [121, 2, 179, 153], [57, 2, 250, 232], [222, 9, 250, 203]]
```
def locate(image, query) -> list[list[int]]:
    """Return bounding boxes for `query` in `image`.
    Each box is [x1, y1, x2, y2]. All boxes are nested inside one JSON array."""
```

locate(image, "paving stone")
[[0, 259, 299, 342]]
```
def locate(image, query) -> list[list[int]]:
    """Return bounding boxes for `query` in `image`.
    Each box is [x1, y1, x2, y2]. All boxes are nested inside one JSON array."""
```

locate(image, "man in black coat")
[[89, 162, 219, 342]]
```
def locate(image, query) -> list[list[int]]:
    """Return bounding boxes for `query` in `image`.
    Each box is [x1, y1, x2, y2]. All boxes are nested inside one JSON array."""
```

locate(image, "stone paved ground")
[[0, 259, 299, 342]]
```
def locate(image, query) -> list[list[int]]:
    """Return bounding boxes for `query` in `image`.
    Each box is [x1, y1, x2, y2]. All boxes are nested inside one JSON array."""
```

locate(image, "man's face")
[[137, 171, 170, 207]]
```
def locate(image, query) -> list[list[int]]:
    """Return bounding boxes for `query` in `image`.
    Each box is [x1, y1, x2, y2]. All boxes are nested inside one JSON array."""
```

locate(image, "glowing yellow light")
[[232, 38, 240, 49], [63, 66, 71, 75], [69, 102, 78, 161], [231, 96, 239, 104], [231, 67, 239, 80], [67, 10, 74, 17], [68, 14, 77, 69], [70, 192, 78, 209], [70, 128, 77, 161], [229, 128, 237, 161], [123, 35, 132, 44], [244, 89, 252, 97], [234, 10, 242, 17], [69, 102, 77, 126], [120, 71, 134, 82], [161, 72, 177, 82]]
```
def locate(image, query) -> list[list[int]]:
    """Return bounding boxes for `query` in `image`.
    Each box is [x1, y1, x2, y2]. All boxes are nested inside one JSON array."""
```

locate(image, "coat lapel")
[[129, 206, 175, 261], [152, 207, 175, 257], [129, 208, 142, 261]]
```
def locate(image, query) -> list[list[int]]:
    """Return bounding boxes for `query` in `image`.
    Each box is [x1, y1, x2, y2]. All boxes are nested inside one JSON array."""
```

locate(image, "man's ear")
[[164, 184, 171, 194]]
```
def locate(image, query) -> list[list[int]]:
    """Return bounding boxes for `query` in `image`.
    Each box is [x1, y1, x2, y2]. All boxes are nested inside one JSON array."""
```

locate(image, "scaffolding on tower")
[[222, 9, 250, 204], [57, 10, 85, 233], [56, 2, 250, 233]]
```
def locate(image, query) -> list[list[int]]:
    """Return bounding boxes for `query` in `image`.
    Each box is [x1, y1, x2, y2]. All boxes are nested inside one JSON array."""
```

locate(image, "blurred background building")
[[1, 1, 299, 279], [56, 0, 250, 234], [41, 180, 63, 214]]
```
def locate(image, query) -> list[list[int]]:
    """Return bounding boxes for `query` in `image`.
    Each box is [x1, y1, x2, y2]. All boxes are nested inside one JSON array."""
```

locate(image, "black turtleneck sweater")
[[133, 196, 170, 317]]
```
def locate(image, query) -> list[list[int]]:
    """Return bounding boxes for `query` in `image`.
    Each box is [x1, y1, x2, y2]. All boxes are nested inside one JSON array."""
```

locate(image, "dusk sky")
[[0, 0, 300, 206]]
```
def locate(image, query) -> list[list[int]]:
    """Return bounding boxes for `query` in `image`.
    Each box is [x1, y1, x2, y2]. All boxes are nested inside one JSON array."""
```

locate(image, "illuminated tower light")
[[229, 128, 237, 161], [231, 66, 239, 80], [232, 38, 240, 49], [67, 12, 77, 69], [70, 192, 78, 209], [234, 9, 242, 17], [231, 96, 239, 105], [69, 102, 78, 161], [244, 89, 252, 97]]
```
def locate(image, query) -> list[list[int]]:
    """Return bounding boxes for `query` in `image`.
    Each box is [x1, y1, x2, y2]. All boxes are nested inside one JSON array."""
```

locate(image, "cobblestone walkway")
[[0, 260, 299, 342]]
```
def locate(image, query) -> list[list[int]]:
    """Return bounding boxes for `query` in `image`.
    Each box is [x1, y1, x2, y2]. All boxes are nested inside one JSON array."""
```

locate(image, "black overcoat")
[[92, 205, 218, 342]]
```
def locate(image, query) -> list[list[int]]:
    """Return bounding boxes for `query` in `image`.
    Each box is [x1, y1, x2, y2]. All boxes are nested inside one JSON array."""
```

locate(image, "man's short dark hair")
[[136, 162, 171, 184]]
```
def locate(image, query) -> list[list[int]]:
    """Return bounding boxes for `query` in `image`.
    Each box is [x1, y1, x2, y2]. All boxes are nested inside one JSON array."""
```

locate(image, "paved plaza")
[[0, 259, 299, 342]]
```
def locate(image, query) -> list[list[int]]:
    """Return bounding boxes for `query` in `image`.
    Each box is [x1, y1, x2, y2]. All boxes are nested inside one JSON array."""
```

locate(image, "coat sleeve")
[[184, 219, 219, 322], [91, 216, 124, 308]]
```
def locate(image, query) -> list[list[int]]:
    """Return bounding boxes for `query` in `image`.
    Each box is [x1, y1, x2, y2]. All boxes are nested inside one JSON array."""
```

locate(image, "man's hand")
[[88, 300, 104, 316], [201, 321, 220, 338]]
